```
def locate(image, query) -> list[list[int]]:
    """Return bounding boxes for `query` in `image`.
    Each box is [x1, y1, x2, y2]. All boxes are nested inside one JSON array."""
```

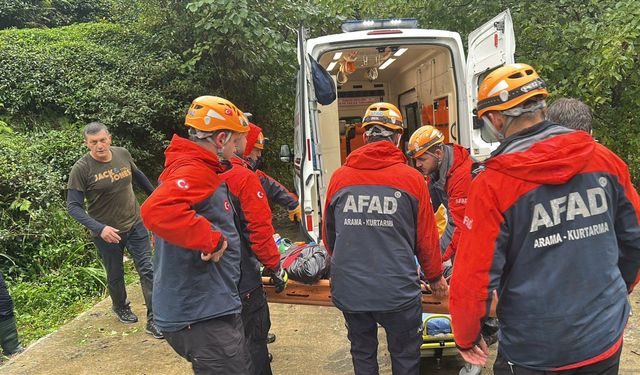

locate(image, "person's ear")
[[213, 131, 228, 148], [486, 112, 503, 131]]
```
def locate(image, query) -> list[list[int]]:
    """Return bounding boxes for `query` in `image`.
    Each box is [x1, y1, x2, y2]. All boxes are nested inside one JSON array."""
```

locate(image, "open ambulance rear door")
[[294, 25, 324, 242], [465, 10, 515, 159]]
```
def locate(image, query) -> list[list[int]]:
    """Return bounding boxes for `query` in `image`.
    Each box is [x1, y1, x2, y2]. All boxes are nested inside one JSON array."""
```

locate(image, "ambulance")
[[281, 10, 515, 243]]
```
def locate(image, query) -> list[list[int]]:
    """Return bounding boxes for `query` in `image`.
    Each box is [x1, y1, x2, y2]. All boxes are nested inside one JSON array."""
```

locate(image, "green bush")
[[0, 127, 87, 270], [0, 22, 204, 177], [9, 263, 106, 343], [0, 0, 112, 29]]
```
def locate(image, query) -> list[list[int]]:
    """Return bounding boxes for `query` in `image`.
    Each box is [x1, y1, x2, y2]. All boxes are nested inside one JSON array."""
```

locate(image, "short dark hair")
[[83, 122, 109, 138], [547, 98, 592, 133]]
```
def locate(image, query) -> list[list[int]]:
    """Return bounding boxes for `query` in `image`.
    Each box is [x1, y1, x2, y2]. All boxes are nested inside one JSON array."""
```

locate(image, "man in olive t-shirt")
[[67, 122, 162, 339]]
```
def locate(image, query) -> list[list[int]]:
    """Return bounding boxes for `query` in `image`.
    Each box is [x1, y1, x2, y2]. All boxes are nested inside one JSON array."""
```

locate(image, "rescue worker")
[[222, 122, 288, 375], [407, 125, 488, 375], [243, 125, 302, 222], [449, 64, 640, 374], [245, 123, 294, 347], [141, 96, 256, 374], [406, 125, 474, 265], [322, 102, 448, 375]]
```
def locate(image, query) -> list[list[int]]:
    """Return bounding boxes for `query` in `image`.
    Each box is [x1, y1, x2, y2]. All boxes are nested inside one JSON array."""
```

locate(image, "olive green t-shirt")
[[67, 147, 141, 233]]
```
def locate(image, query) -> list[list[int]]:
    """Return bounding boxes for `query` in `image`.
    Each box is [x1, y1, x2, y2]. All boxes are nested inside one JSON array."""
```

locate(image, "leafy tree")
[[0, 22, 207, 176]]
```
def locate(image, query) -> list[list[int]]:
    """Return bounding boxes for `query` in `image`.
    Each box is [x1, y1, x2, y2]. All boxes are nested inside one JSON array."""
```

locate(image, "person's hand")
[[266, 266, 289, 293], [201, 240, 227, 262], [430, 275, 449, 298], [458, 337, 489, 366], [100, 226, 121, 243], [288, 204, 302, 222]]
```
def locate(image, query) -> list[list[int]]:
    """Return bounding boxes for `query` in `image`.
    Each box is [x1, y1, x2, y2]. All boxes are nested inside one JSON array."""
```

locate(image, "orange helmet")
[[361, 102, 404, 132], [476, 63, 548, 119], [185, 96, 249, 133], [254, 131, 268, 150], [407, 125, 444, 158]]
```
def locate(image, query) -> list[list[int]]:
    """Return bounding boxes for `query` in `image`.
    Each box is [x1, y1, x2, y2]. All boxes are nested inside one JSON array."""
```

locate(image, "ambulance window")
[[402, 103, 419, 152]]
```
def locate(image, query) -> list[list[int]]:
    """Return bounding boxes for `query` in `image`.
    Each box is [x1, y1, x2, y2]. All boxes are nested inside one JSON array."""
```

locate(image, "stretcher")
[[420, 313, 456, 358], [262, 277, 452, 313], [262, 277, 497, 359]]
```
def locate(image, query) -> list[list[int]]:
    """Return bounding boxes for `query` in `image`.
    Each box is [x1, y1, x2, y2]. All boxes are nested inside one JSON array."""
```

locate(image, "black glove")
[[266, 266, 288, 293]]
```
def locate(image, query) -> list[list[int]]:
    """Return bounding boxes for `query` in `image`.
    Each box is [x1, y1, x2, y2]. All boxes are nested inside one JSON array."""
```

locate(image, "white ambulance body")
[[288, 11, 515, 241]]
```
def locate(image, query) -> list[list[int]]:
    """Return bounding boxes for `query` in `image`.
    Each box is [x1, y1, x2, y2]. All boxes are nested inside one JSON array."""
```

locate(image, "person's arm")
[[442, 178, 469, 261], [415, 180, 444, 284], [439, 211, 455, 256], [66, 189, 105, 235], [140, 167, 226, 254], [132, 169, 155, 196], [611, 156, 640, 293], [256, 169, 299, 211], [321, 182, 337, 255], [450, 177, 507, 352], [125, 148, 155, 195], [237, 172, 280, 270]]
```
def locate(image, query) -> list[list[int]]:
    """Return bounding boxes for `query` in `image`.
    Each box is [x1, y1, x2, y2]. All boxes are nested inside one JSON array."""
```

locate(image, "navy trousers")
[[241, 286, 272, 375], [493, 344, 622, 375], [342, 297, 423, 375]]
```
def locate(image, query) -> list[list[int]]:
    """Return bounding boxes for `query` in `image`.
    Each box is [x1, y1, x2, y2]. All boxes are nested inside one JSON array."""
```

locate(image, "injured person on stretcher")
[[262, 240, 497, 360]]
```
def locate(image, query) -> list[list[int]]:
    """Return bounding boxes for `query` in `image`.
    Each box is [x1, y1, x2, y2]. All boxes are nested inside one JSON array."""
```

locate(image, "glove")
[[288, 204, 302, 222], [266, 266, 289, 293]]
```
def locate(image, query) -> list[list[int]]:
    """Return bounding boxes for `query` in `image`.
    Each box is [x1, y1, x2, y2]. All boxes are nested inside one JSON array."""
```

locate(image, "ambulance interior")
[[315, 44, 458, 184]]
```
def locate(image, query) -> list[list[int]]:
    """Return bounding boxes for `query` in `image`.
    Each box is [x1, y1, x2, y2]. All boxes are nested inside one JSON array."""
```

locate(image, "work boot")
[[267, 332, 276, 344], [113, 306, 138, 324], [145, 320, 164, 339], [0, 316, 24, 356]]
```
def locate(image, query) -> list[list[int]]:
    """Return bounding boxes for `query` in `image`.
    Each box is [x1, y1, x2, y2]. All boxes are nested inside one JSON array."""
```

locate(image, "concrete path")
[[1, 284, 638, 374]]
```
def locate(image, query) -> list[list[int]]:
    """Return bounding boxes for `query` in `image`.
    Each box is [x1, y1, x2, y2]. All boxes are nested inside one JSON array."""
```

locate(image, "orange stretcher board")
[[262, 277, 497, 316]]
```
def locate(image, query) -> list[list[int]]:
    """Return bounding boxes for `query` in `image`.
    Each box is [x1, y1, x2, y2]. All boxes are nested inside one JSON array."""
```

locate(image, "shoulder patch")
[[176, 179, 189, 190]]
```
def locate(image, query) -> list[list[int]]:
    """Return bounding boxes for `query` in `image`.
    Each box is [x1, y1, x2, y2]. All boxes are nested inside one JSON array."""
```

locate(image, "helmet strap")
[[393, 132, 403, 148], [499, 100, 546, 139], [203, 131, 233, 159], [425, 148, 442, 168], [482, 115, 505, 142]]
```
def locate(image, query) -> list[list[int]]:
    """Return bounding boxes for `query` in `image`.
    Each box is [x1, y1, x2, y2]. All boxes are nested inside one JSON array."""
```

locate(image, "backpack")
[[309, 54, 337, 106]]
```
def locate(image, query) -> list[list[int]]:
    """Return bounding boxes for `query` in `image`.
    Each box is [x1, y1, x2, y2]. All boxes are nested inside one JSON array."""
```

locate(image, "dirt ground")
[[2, 219, 639, 374], [0, 282, 638, 375]]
